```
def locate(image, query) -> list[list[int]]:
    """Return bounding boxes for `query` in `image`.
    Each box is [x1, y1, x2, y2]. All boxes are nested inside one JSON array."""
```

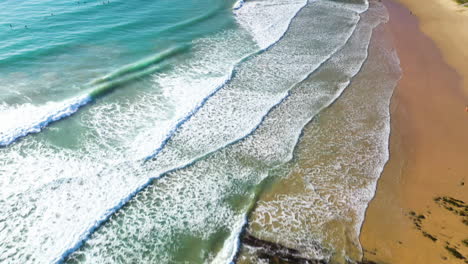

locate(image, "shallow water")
[[238, 3, 401, 262], [0, 0, 401, 263]]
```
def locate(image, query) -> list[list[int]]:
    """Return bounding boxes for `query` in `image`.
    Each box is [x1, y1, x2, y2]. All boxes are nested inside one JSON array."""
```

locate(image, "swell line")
[[53, 0, 378, 262], [227, 5, 392, 264], [90, 44, 189, 86], [54, 1, 310, 262], [56, 0, 368, 260], [144, 0, 309, 161], [0, 44, 185, 147], [53, 89, 289, 264], [0, 2, 221, 66], [58, 0, 378, 262]]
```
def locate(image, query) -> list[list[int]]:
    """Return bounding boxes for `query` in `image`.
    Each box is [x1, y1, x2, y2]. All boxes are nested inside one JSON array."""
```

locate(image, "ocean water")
[[0, 0, 401, 263]]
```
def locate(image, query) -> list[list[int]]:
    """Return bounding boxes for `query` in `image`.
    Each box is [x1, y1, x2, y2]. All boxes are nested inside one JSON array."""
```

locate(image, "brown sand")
[[395, 0, 468, 96], [360, 0, 468, 263]]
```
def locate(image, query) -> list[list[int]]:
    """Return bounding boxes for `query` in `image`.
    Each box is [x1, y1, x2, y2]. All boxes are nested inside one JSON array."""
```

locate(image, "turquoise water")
[[0, 0, 401, 263], [1, 0, 234, 98]]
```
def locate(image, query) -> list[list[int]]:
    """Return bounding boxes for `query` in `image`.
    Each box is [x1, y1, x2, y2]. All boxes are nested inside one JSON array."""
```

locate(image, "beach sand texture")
[[396, 0, 468, 96], [360, 0, 468, 263]]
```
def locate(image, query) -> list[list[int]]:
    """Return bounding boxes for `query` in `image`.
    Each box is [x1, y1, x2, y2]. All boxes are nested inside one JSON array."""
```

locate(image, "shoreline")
[[360, 0, 468, 263], [235, 1, 402, 262], [393, 0, 468, 96]]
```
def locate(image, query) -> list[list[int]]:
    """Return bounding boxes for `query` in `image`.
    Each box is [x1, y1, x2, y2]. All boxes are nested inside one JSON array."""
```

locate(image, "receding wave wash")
[[0, 0, 400, 263]]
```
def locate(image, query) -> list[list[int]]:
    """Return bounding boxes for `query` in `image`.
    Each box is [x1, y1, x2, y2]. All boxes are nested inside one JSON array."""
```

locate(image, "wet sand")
[[394, 0, 468, 96], [360, 0, 468, 263], [236, 2, 401, 262]]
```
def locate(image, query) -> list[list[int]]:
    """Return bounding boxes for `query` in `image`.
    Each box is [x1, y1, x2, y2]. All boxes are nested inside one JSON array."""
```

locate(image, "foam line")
[[229, 216, 249, 264], [0, 47, 180, 148], [226, 175, 277, 264], [229, 217, 248, 264], [64, 2, 374, 262], [212, 213, 249, 264], [0, 95, 92, 147], [219, 6, 388, 264], [144, 0, 309, 161], [142, 68, 235, 162], [55, 0, 376, 261], [56, 16, 351, 258], [55, 1, 309, 257], [232, 0, 244, 10]]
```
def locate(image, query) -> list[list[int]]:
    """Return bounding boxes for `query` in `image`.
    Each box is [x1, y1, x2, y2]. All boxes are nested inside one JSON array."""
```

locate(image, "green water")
[[0, 0, 402, 263]]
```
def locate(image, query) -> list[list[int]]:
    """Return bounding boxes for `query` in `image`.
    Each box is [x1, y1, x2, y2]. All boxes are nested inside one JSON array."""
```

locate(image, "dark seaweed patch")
[[407, 210, 443, 244], [357, 260, 379, 264], [239, 232, 388, 264], [462, 239, 468, 247], [422, 231, 437, 242], [241, 233, 326, 264], [408, 211, 425, 231], [444, 245, 465, 260], [434, 196, 468, 226]]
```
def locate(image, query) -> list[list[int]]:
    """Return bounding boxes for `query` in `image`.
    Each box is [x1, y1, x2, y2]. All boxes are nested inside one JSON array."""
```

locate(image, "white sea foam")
[[232, 0, 244, 10], [0, 95, 91, 147], [0, 28, 256, 264], [66, 1, 386, 263], [234, 0, 307, 49], [0, 1, 397, 264], [246, 2, 401, 262], [148, 0, 363, 175], [212, 214, 248, 264]]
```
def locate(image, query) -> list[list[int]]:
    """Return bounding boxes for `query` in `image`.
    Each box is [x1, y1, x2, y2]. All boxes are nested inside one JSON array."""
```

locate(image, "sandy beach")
[[3, 0, 467, 262], [395, 0, 468, 96], [360, 0, 468, 263]]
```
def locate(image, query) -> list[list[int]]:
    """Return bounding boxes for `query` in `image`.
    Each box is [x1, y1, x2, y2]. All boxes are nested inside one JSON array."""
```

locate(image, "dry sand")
[[360, 0, 468, 263], [396, 0, 468, 96]]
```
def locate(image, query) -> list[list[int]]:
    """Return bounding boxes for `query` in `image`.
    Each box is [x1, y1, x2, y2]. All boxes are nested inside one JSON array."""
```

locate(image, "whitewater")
[[0, 0, 401, 263]]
